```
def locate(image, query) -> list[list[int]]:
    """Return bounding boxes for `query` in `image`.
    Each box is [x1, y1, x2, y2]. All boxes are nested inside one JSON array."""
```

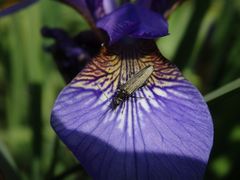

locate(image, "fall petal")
[[51, 40, 213, 180]]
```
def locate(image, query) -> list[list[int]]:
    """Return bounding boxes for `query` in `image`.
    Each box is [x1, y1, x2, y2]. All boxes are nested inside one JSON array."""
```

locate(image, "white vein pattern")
[[51, 40, 213, 180]]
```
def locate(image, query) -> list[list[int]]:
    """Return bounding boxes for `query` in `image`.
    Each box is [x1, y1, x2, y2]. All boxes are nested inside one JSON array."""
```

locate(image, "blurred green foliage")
[[0, 0, 240, 179]]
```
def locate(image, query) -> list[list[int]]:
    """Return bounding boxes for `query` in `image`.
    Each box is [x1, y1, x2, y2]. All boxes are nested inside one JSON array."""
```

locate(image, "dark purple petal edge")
[[0, 0, 37, 17]]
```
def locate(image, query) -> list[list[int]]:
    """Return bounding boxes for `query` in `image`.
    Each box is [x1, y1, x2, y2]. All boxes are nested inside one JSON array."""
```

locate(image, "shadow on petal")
[[52, 122, 207, 180]]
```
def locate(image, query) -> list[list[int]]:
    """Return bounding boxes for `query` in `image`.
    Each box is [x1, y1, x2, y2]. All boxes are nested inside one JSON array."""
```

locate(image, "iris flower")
[[44, 0, 214, 179]]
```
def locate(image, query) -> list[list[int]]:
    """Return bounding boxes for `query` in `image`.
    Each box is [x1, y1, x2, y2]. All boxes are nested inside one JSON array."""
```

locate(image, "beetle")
[[111, 65, 154, 109]]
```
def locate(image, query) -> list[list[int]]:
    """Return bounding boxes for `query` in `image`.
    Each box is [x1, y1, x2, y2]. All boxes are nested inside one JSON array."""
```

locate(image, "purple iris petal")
[[41, 27, 101, 83], [57, 1, 169, 44], [0, 0, 37, 17], [59, 0, 116, 25], [51, 40, 213, 180], [97, 3, 139, 43], [97, 3, 168, 43], [129, 5, 168, 39], [137, 0, 181, 16], [102, 0, 117, 14]]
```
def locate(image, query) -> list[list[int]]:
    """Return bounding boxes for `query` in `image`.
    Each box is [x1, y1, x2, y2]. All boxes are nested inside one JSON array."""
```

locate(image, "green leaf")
[[0, 142, 20, 180], [204, 78, 240, 102]]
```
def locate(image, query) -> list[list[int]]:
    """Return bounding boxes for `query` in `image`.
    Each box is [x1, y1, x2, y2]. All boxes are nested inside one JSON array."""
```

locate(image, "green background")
[[0, 0, 240, 179]]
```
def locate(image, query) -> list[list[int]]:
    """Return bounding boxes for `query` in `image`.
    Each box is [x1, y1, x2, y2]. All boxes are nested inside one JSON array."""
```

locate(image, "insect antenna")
[[95, 83, 109, 101], [94, 82, 117, 111]]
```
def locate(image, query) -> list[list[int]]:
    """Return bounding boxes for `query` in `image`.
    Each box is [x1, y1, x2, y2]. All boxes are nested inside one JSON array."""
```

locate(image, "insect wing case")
[[120, 65, 154, 95]]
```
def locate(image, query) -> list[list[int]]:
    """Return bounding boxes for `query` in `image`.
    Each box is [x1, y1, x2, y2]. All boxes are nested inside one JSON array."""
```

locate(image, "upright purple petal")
[[97, 3, 139, 43], [103, 0, 117, 14], [0, 0, 37, 17], [97, 3, 168, 43], [129, 5, 168, 39], [51, 39, 213, 180], [137, 0, 182, 17], [136, 0, 152, 8], [58, 0, 116, 25]]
